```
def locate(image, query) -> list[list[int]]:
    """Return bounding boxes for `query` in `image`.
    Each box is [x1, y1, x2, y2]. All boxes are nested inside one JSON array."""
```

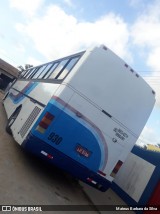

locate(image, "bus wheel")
[[6, 106, 22, 135]]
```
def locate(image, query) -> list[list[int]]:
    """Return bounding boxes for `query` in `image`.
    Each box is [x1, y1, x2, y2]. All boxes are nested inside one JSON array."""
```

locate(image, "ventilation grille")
[[19, 106, 41, 138]]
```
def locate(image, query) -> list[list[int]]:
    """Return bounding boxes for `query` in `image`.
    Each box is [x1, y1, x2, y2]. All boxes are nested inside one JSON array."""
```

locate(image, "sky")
[[0, 0, 160, 147]]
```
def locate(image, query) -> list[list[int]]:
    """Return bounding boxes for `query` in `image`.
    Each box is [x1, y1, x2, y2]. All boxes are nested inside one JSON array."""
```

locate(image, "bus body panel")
[[64, 47, 155, 137]]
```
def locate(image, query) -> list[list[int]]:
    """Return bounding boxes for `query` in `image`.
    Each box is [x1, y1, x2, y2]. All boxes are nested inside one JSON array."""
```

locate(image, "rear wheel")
[[6, 106, 22, 135]]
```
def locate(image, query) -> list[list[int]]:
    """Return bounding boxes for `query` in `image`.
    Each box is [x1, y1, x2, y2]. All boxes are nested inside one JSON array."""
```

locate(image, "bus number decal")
[[48, 132, 63, 145]]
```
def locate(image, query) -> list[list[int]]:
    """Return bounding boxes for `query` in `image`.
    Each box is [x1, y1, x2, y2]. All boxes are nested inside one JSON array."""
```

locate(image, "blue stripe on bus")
[[9, 82, 38, 104], [31, 97, 108, 173]]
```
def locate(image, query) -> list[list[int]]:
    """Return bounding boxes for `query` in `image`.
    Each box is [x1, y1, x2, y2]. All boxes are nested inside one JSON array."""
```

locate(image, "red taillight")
[[45, 112, 55, 120], [110, 160, 123, 178], [36, 112, 54, 133], [47, 154, 53, 159], [39, 121, 49, 129]]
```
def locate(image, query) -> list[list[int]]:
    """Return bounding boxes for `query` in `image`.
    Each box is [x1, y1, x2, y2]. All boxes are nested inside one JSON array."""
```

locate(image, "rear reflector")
[[87, 177, 97, 185], [110, 160, 123, 178], [41, 151, 47, 156], [36, 112, 54, 133], [41, 150, 53, 159]]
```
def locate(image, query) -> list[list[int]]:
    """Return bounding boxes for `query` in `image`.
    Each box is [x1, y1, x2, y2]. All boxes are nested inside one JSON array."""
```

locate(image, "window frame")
[[19, 51, 85, 82]]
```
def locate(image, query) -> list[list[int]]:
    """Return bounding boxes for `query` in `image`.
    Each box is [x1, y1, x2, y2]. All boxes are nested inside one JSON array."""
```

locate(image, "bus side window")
[[38, 63, 55, 79], [27, 68, 38, 79], [32, 65, 47, 79], [48, 59, 68, 79], [44, 62, 59, 79], [22, 68, 32, 79], [56, 56, 80, 80], [19, 70, 27, 78]]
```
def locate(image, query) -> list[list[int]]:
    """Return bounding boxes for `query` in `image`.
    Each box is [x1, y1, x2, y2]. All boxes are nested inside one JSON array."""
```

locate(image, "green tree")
[[18, 64, 33, 76]]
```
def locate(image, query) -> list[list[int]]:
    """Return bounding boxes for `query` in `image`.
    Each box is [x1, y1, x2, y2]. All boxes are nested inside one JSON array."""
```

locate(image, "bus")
[[3, 45, 155, 191]]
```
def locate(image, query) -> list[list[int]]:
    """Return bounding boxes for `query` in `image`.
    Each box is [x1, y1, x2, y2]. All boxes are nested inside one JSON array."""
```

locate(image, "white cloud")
[[26, 57, 42, 66], [131, 0, 160, 70], [15, 5, 131, 62], [129, 0, 146, 8], [131, 0, 160, 107], [9, 0, 44, 17], [0, 49, 7, 57], [147, 47, 160, 71], [63, 0, 73, 7], [137, 126, 160, 146], [14, 43, 25, 53], [0, 49, 18, 67], [156, 120, 160, 125]]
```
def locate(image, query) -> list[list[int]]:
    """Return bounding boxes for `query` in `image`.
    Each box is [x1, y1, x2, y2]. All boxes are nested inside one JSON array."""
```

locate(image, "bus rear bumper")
[[22, 134, 111, 192]]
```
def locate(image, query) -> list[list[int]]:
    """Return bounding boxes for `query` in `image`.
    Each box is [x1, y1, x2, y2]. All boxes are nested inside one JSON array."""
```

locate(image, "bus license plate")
[[76, 144, 91, 158]]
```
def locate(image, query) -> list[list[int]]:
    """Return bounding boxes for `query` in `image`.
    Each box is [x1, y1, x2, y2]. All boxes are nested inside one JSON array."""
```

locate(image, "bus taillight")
[[110, 160, 123, 178], [36, 112, 54, 133]]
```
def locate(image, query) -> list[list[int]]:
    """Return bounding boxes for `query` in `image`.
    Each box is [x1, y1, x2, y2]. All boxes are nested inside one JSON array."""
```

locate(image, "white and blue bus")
[[3, 45, 155, 191]]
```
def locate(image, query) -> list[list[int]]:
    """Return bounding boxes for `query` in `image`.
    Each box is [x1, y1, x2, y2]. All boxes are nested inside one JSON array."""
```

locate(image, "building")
[[0, 58, 19, 91]]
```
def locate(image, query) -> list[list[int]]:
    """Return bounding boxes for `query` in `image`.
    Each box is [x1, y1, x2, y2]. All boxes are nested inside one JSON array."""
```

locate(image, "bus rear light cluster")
[[41, 150, 53, 159], [87, 177, 97, 185], [110, 160, 123, 178], [36, 112, 54, 133]]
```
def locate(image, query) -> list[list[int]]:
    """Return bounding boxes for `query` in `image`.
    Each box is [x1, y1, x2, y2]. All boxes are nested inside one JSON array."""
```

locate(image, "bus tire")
[[6, 105, 22, 135]]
